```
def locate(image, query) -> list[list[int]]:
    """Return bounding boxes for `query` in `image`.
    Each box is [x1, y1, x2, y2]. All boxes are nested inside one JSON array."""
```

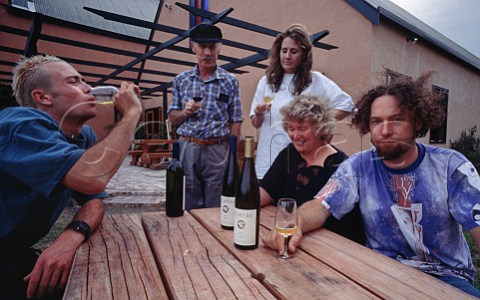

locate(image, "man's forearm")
[[168, 110, 188, 127], [298, 199, 330, 233], [63, 111, 141, 194]]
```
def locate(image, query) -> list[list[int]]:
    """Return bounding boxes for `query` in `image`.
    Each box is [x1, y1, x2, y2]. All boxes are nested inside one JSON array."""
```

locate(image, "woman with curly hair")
[[259, 94, 365, 245], [249, 24, 354, 179]]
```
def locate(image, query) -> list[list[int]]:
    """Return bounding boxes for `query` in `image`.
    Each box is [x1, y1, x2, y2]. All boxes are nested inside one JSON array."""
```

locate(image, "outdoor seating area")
[[129, 139, 176, 170]]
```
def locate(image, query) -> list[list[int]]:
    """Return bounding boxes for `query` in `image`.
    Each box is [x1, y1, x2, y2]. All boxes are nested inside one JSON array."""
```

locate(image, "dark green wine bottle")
[[166, 142, 184, 217], [221, 135, 239, 230], [234, 136, 260, 249]]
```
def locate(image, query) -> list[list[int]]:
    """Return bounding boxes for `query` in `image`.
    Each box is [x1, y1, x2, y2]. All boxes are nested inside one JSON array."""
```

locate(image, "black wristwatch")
[[66, 220, 91, 241]]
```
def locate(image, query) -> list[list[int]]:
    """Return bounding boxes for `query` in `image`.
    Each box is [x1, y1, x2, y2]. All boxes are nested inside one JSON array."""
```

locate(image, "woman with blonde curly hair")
[[250, 24, 354, 179], [259, 94, 365, 244]]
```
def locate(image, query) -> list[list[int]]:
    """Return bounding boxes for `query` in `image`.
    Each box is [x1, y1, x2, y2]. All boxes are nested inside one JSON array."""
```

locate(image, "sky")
[[389, 0, 480, 59]]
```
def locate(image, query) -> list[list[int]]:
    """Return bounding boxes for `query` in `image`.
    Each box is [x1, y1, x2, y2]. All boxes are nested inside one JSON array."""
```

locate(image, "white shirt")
[[249, 71, 354, 179]]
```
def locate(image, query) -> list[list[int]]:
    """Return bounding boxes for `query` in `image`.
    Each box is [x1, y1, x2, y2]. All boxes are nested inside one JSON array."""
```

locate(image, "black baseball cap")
[[190, 24, 222, 43]]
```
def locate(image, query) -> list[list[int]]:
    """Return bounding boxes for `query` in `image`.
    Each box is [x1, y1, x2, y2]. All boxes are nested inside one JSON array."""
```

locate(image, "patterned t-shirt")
[[316, 143, 480, 282]]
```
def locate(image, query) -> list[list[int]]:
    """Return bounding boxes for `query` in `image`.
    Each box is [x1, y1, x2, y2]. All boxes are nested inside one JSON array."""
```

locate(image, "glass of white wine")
[[263, 94, 274, 126], [275, 198, 298, 259]]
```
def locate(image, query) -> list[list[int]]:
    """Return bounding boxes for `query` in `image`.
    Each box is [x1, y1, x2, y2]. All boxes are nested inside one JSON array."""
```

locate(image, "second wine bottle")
[[233, 136, 260, 250], [221, 135, 239, 230], [165, 142, 184, 217]]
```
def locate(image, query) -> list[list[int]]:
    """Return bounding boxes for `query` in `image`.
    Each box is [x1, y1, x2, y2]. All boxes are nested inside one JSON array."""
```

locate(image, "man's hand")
[[113, 82, 142, 117], [183, 99, 202, 117], [262, 199, 330, 255], [24, 231, 82, 299], [262, 228, 303, 255]]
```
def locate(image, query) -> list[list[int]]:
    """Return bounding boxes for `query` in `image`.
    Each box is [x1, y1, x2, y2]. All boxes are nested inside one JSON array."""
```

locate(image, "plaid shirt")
[[168, 65, 243, 139]]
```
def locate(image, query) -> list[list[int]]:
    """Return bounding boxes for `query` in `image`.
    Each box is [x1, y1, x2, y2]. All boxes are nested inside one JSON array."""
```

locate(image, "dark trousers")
[[0, 249, 64, 300]]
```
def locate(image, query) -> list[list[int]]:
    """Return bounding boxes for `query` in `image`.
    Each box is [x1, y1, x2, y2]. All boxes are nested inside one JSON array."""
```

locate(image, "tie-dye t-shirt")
[[317, 143, 480, 282]]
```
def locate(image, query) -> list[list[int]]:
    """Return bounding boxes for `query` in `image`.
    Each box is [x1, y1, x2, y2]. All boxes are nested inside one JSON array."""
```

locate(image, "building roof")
[[13, 0, 158, 39], [347, 0, 480, 71]]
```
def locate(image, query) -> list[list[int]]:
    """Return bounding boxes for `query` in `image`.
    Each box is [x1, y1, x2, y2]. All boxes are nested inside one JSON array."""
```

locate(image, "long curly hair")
[[352, 71, 444, 138], [266, 24, 313, 95]]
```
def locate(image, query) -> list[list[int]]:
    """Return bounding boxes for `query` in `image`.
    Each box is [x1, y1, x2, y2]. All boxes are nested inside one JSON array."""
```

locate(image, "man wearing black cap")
[[168, 24, 243, 210]]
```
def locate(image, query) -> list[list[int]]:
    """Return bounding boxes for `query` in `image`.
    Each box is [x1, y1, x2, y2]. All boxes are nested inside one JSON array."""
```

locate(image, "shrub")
[[450, 126, 480, 173]]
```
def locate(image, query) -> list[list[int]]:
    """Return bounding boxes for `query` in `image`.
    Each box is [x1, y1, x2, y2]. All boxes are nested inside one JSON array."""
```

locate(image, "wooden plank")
[[63, 214, 168, 300], [261, 205, 476, 300], [190, 208, 379, 299], [142, 211, 276, 300]]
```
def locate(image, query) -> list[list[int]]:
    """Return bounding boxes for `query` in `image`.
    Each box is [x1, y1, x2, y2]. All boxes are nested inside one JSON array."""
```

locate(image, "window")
[[386, 69, 410, 84], [11, 0, 36, 11], [429, 86, 449, 144]]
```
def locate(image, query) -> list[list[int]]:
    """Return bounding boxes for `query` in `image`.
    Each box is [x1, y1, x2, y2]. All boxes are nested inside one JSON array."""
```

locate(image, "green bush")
[[451, 127, 480, 288], [450, 126, 480, 173]]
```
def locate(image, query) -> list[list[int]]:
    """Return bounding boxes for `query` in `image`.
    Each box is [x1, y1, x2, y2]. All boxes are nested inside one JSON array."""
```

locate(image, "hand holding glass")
[[275, 198, 298, 259], [192, 90, 203, 114]]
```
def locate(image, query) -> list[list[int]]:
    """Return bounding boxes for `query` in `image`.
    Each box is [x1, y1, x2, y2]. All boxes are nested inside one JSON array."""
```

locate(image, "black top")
[[260, 143, 365, 245]]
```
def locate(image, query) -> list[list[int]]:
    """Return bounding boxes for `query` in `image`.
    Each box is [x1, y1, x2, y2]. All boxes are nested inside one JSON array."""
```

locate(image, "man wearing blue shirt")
[[0, 55, 142, 299], [168, 24, 243, 210], [263, 72, 480, 297]]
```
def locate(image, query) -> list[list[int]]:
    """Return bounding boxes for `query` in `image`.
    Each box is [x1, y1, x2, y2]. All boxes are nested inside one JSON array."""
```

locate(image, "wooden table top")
[[64, 206, 475, 299]]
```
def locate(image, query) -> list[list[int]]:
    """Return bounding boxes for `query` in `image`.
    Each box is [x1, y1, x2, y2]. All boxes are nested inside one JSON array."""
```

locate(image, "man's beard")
[[375, 141, 412, 161]]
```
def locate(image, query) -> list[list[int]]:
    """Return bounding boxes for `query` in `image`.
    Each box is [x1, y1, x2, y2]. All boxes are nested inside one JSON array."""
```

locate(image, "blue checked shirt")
[[168, 65, 243, 139]]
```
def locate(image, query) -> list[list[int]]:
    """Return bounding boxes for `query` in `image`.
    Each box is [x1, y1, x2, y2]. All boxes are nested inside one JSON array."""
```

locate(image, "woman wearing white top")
[[250, 24, 354, 179]]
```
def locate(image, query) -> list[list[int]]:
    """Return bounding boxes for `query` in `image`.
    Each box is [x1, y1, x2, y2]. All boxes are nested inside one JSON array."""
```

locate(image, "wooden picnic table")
[[64, 206, 475, 299], [130, 139, 177, 169]]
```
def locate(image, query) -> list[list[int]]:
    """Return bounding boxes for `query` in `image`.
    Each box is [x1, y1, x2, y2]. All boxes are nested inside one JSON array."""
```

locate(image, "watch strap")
[[66, 220, 91, 241]]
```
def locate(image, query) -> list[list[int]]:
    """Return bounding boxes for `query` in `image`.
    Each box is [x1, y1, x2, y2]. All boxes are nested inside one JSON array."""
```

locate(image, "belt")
[[182, 136, 228, 145]]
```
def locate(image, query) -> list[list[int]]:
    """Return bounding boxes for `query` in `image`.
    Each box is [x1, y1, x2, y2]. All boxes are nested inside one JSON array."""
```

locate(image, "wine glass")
[[275, 198, 298, 259], [192, 89, 203, 114], [263, 94, 274, 126]]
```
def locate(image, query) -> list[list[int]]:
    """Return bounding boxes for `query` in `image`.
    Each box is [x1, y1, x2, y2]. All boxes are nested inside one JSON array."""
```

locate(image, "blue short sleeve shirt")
[[316, 144, 480, 282], [0, 107, 107, 252]]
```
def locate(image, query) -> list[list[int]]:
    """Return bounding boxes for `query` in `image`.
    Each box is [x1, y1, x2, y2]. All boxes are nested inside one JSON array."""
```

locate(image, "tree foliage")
[[450, 126, 480, 173]]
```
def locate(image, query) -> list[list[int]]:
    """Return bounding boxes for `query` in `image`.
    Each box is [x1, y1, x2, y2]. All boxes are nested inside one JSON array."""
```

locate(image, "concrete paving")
[[102, 155, 166, 212]]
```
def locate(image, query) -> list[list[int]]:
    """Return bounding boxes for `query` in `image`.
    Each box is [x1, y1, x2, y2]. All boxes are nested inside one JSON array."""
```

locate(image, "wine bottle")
[[166, 142, 184, 217], [221, 135, 239, 230], [234, 136, 260, 250]]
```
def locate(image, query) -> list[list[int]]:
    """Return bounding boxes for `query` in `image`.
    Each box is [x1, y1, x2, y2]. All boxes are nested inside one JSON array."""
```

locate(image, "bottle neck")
[[244, 137, 254, 158], [172, 142, 180, 160]]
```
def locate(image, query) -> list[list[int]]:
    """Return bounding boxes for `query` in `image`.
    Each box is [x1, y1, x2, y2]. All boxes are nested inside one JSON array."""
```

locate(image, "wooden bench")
[[132, 139, 176, 169], [138, 152, 172, 168]]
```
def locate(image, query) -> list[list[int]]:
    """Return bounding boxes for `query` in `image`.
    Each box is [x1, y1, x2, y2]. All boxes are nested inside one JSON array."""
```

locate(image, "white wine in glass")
[[275, 198, 298, 259], [263, 95, 274, 126]]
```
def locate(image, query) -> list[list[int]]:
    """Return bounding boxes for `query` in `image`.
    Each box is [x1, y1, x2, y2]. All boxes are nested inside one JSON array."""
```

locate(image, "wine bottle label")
[[233, 208, 258, 246], [220, 195, 235, 227]]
